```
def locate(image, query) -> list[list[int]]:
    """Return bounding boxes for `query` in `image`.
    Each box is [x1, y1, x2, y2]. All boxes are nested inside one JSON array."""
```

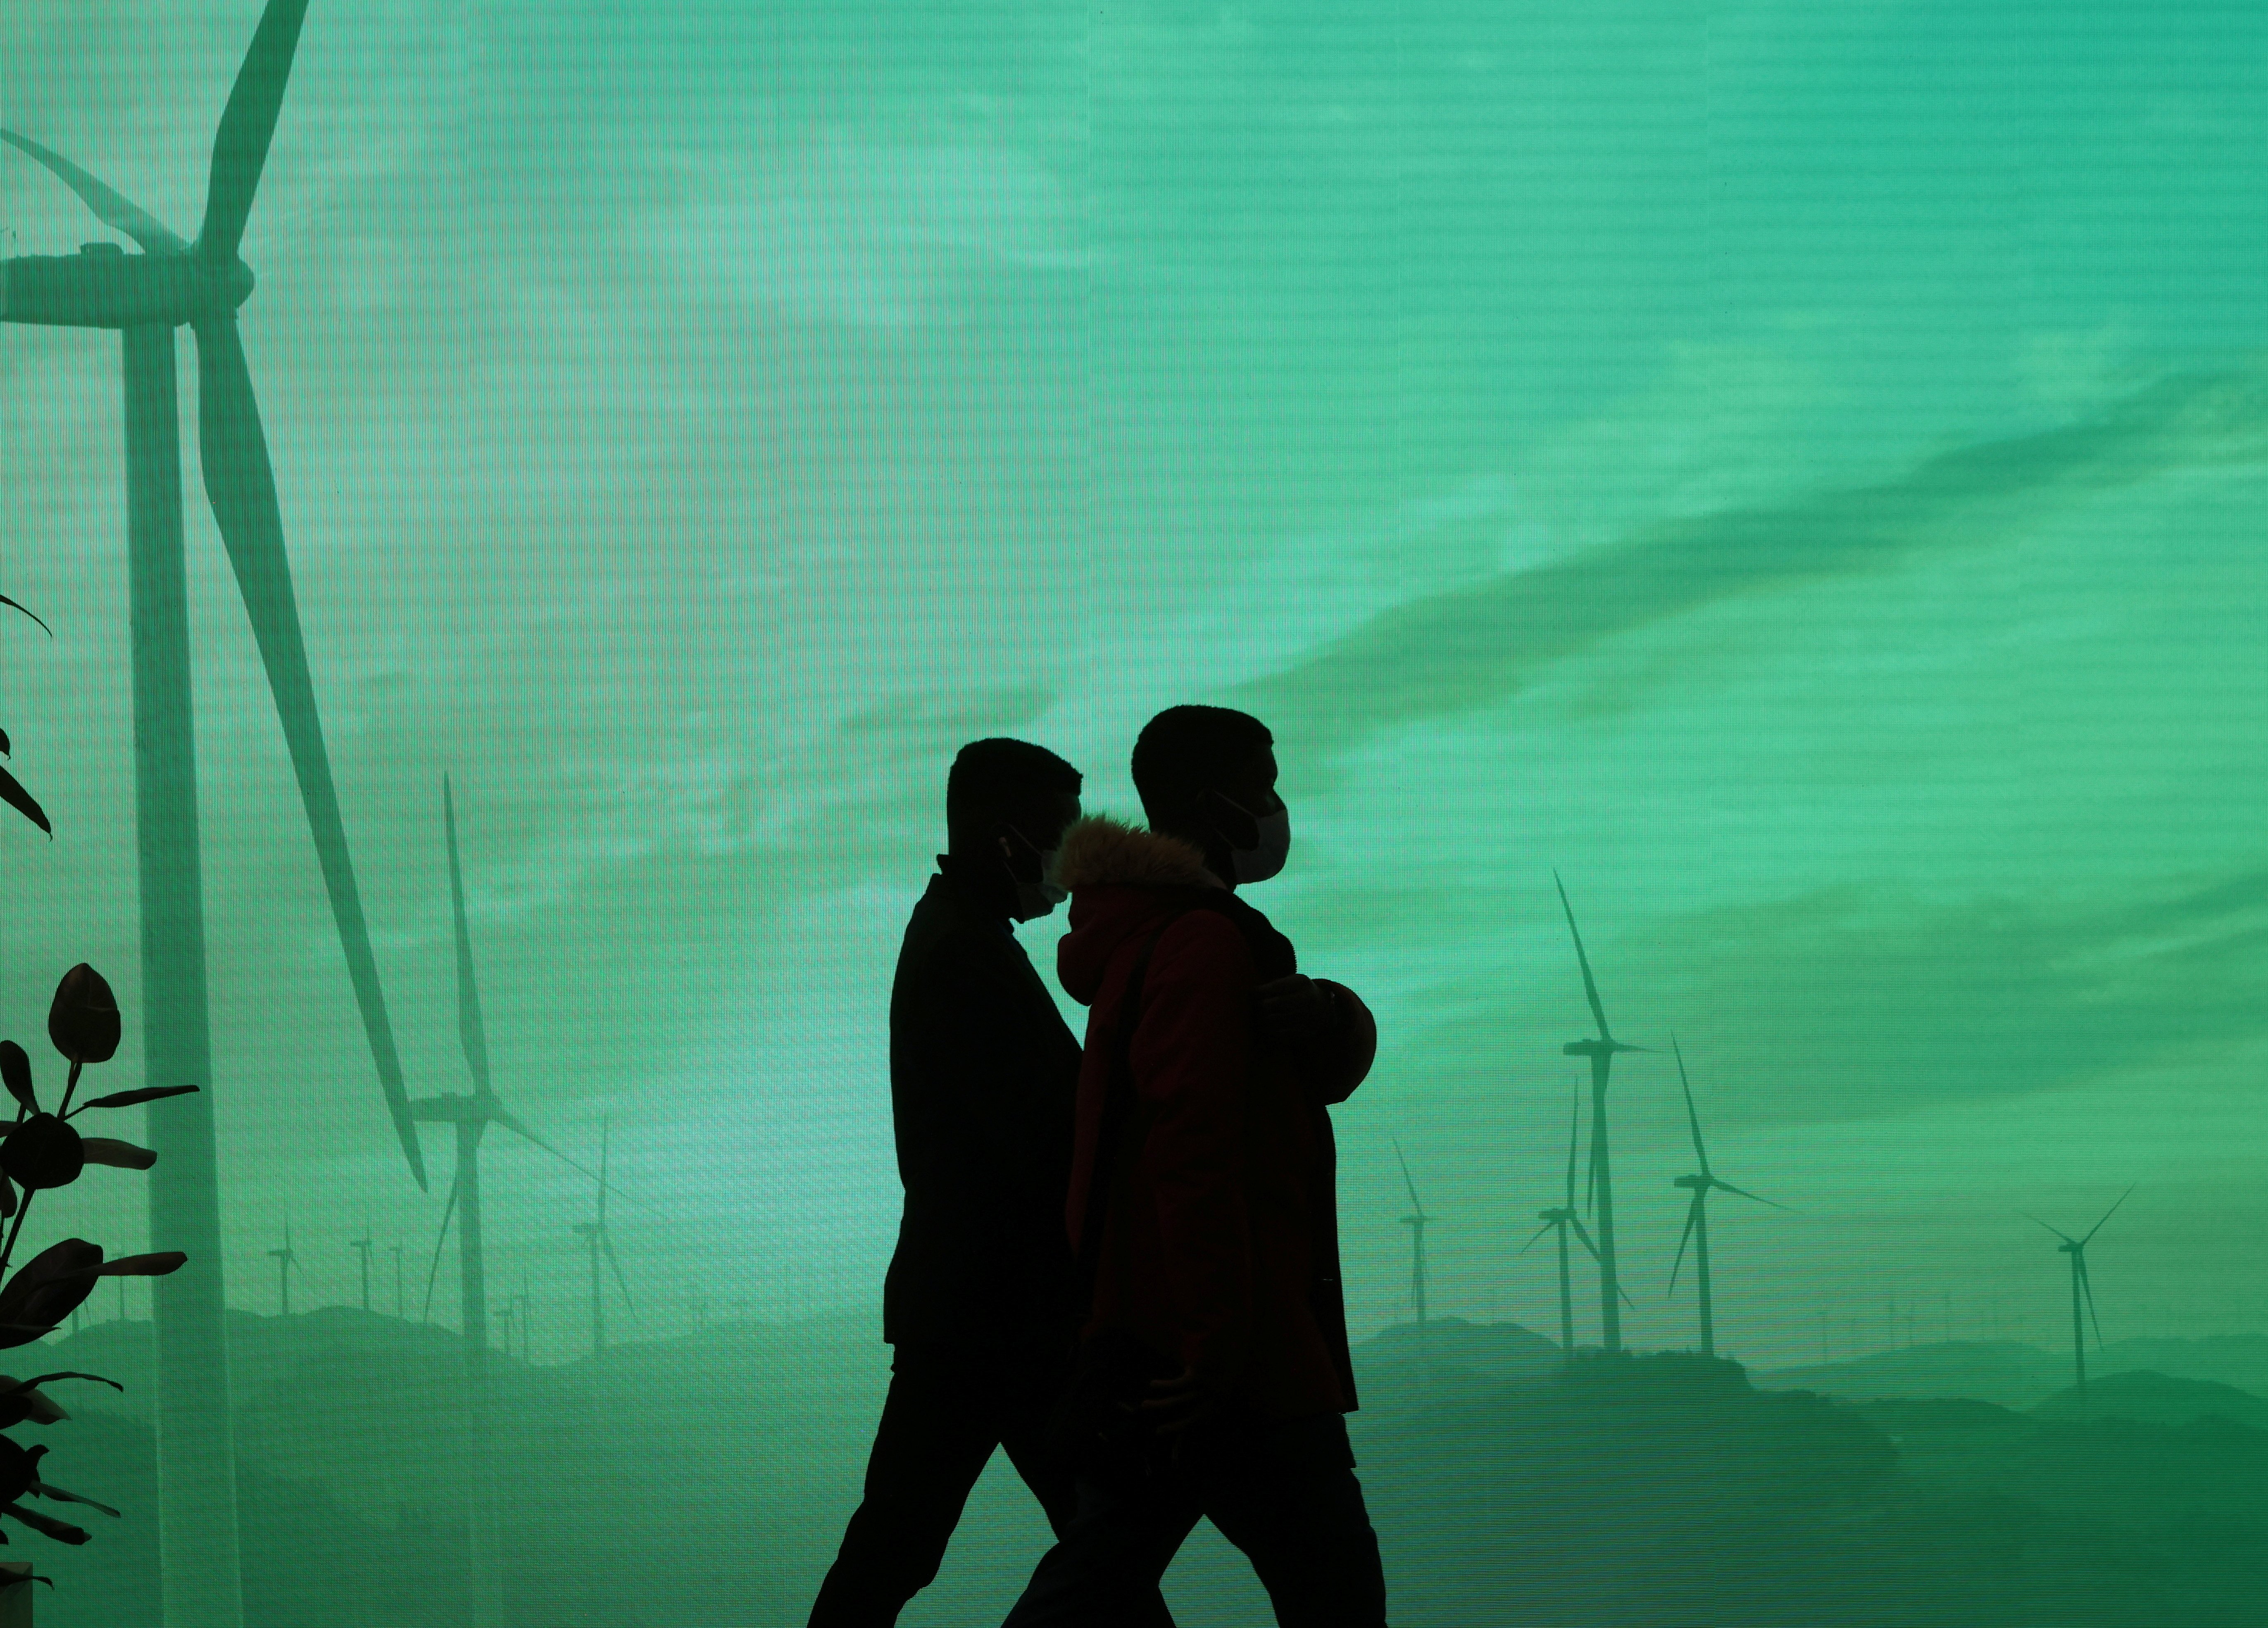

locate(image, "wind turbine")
[[347, 1233, 373, 1312], [1391, 1140, 1430, 1330], [266, 1224, 297, 1319], [573, 1118, 633, 1356], [389, 1243, 405, 1320], [1665, 1038, 1792, 1358], [2, 9, 427, 1621], [2023, 1186, 2132, 1403], [413, 776, 613, 1628], [1521, 1083, 1632, 1364], [1552, 872, 1650, 1354]]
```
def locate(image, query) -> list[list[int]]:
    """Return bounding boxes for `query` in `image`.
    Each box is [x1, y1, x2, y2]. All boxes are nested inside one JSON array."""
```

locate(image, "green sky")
[[1, 0, 2263, 1369]]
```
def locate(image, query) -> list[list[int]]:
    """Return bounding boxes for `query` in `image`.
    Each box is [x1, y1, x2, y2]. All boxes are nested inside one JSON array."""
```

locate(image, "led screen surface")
[[1, 2, 2264, 1624]]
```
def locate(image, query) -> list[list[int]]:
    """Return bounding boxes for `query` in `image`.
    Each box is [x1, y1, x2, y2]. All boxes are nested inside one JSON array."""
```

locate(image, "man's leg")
[[808, 1344, 1004, 1628], [996, 1377, 1180, 1628], [1196, 1412, 1387, 1628], [1001, 1451, 1204, 1628]]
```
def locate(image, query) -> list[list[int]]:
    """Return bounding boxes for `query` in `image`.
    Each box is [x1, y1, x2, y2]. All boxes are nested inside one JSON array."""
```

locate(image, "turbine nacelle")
[[1561, 1037, 1647, 1059], [1, 244, 254, 329]]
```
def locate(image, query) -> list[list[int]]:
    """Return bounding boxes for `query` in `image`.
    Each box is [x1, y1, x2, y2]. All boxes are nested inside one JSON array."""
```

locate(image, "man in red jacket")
[[1003, 705, 1389, 1628]]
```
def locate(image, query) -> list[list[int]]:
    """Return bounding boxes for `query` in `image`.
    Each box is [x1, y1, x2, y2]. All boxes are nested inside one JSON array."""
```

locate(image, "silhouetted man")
[[1004, 705, 1388, 1627], [809, 738, 1174, 1628]]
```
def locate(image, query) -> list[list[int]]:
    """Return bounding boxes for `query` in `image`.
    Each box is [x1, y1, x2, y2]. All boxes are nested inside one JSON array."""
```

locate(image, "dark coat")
[[881, 855, 1085, 1352], [1054, 816, 1377, 1419]]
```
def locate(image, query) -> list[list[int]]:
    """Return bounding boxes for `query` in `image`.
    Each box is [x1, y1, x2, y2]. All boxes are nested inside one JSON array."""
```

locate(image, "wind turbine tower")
[[267, 1225, 297, 1318], [1521, 1084, 1626, 1364], [1666, 1038, 1791, 1358], [573, 1119, 633, 1356], [0, 8, 430, 1621], [1552, 873, 1651, 1354], [1391, 1140, 1431, 1330], [2024, 1186, 2132, 1403], [390, 1244, 405, 1320], [348, 1234, 373, 1312]]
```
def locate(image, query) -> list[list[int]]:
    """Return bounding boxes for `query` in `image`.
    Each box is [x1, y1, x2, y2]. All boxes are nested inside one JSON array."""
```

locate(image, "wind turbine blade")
[[421, 1166, 462, 1324], [1569, 1216, 1601, 1261], [2081, 1184, 2134, 1247], [1668, 1195, 1699, 1294], [597, 1117, 611, 1225], [598, 1230, 632, 1308], [443, 776, 493, 1097], [195, 0, 312, 263], [0, 130, 188, 254], [1518, 1220, 1556, 1257], [1393, 1138, 1423, 1216], [192, 314, 426, 1187], [1672, 1035, 1709, 1174], [489, 1102, 657, 1214], [2019, 1211, 2078, 1246], [2077, 1254, 2105, 1350], [1713, 1179, 1795, 1213], [1619, 1282, 1640, 1313], [1552, 870, 1614, 1042]]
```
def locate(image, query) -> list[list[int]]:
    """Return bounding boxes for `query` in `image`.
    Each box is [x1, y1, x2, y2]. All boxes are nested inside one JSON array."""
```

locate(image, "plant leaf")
[[91, 1252, 185, 1278], [46, 967, 119, 1066], [0, 1330, 57, 1353], [0, 1503, 86, 1544], [0, 768, 48, 839], [71, 1085, 199, 1113], [77, 1139, 155, 1171], [0, 597, 50, 638], [0, 1046, 33, 1117], [28, 1482, 116, 1519]]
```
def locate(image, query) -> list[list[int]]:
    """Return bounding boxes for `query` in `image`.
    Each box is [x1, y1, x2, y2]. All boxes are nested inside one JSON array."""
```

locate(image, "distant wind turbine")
[[1521, 1083, 1633, 1364], [389, 1244, 405, 1321], [2, 7, 428, 1617], [267, 1224, 298, 1319], [1391, 1140, 1431, 1330], [2023, 1186, 2132, 1403], [574, 1119, 633, 1356], [1552, 873, 1651, 1354], [1665, 1038, 1793, 1358], [413, 776, 616, 1628], [347, 1233, 374, 1313]]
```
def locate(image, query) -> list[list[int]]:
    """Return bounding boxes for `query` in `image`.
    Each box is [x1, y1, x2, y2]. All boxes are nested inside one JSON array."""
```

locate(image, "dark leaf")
[[0, 1329, 58, 1353], [0, 1118, 81, 1192], [0, 1442, 43, 1507], [0, 1371, 117, 1428], [0, 1046, 32, 1117], [93, 1253, 185, 1278], [29, 1482, 117, 1519], [0, 1503, 85, 1545], [0, 725, 7, 756], [72, 1084, 199, 1113], [0, 1175, 14, 1219], [46, 967, 119, 1066], [0, 768, 48, 840], [0, 1241, 103, 1331], [0, 597, 50, 637], [77, 1139, 154, 1171]]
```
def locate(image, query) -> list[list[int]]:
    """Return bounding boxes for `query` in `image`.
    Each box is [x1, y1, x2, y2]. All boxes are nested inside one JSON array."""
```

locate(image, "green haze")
[[1, 1, 2263, 1623]]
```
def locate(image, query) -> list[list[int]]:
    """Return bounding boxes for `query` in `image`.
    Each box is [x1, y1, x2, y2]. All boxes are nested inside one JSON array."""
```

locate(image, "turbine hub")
[[1, 247, 254, 328]]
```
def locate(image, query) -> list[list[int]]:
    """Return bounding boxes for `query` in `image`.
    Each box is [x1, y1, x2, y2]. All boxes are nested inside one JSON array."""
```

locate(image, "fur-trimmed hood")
[[1053, 815, 1217, 893]]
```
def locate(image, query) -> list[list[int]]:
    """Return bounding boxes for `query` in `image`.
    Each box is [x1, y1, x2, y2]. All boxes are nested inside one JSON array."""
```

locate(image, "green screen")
[[2, 2, 2263, 1624]]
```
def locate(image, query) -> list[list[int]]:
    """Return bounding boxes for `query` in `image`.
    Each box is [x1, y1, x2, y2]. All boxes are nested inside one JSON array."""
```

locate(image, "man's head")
[[1130, 705, 1286, 887], [945, 738, 1083, 918]]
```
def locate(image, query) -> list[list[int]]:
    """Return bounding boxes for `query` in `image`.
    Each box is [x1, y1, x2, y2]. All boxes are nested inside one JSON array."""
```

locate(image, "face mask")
[[1219, 799, 1291, 885], [1014, 856, 1067, 921], [1002, 828, 1067, 921]]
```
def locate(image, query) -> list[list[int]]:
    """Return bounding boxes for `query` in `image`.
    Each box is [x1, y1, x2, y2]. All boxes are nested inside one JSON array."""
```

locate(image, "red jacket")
[[1056, 816, 1378, 1419]]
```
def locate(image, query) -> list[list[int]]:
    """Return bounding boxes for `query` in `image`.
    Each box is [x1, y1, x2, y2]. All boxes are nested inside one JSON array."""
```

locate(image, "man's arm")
[[1256, 974, 1378, 1106]]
